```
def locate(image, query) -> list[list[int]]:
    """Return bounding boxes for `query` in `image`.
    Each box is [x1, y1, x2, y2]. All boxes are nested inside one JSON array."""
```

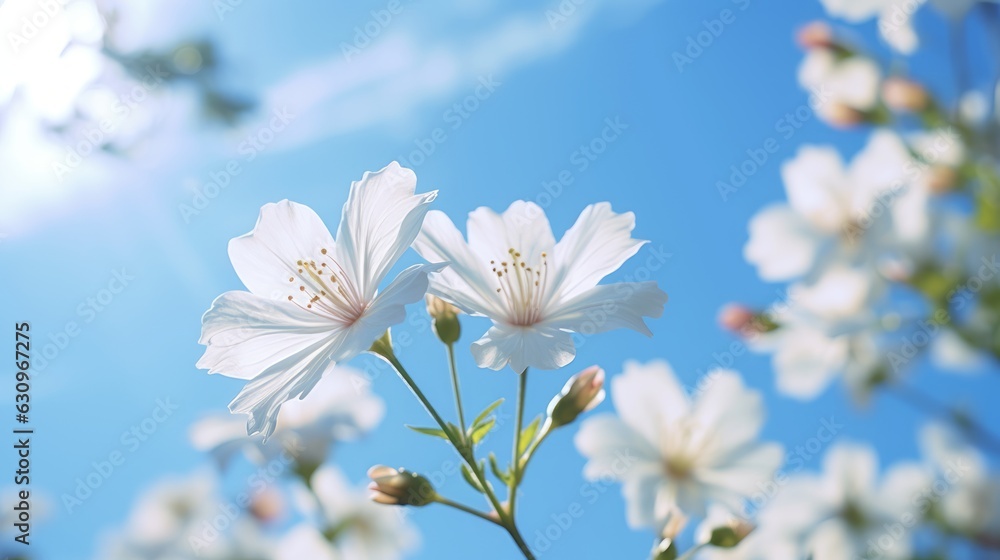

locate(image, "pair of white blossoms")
[[197, 162, 669, 439]]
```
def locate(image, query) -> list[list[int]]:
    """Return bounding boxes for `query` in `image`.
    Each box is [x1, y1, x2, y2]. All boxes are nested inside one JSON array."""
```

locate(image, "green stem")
[[509, 368, 529, 518], [518, 418, 553, 476], [435, 496, 502, 526], [446, 343, 467, 432], [677, 543, 707, 560], [371, 340, 535, 560]]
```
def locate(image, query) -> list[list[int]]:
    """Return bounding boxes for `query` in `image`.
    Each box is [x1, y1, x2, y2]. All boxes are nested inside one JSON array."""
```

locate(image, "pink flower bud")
[[882, 77, 929, 112], [796, 21, 835, 50], [546, 366, 606, 428]]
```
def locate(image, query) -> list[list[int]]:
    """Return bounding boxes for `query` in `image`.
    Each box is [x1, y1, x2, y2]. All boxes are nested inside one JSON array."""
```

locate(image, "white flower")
[[412, 201, 667, 372], [197, 162, 440, 438], [759, 443, 930, 560], [817, 0, 918, 53], [295, 467, 418, 560], [799, 49, 881, 124], [120, 471, 218, 549], [574, 361, 783, 530], [276, 524, 341, 560], [919, 423, 1000, 535], [768, 319, 885, 400], [753, 266, 889, 400], [191, 366, 385, 468], [100, 470, 279, 560], [744, 130, 920, 283]]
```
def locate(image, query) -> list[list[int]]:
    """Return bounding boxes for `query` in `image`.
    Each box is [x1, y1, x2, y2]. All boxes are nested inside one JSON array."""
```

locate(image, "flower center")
[[286, 248, 366, 325], [841, 500, 868, 529], [664, 456, 693, 480], [491, 248, 549, 327]]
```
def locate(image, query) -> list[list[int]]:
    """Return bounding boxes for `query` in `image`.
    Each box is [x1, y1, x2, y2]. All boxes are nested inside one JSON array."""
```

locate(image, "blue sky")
[[2, 0, 999, 558]]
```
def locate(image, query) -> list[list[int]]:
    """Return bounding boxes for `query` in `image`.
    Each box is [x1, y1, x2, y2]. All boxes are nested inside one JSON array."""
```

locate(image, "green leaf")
[[472, 398, 504, 428], [489, 452, 511, 485], [470, 417, 496, 445], [406, 425, 449, 440], [518, 416, 542, 456], [460, 462, 487, 494]]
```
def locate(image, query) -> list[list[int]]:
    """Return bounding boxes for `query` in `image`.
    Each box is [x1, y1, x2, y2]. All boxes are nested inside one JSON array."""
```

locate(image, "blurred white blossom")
[[919, 423, 1000, 536], [575, 361, 783, 531], [295, 467, 418, 560], [190, 367, 385, 469], [759, 443, 930, 560], [745, 130, 922, 284], [798, 48, 881, 125]]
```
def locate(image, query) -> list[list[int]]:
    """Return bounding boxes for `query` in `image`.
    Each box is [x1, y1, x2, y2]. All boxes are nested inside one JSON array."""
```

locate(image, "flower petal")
[[467, 200, 556, 264], [782, 146, 851, 234], [358, 262, 445, 334], [773, 326, 848, 398], [823, 442, 878, 499], [689, 371, 767, 461], [575, 414, 661, 480], [227, 330, 348, 439], [550, 202, 647, 299], [228, 201, 337, 300], [188, 415, 250, 468], [611, 360, 690, 447], [819, 0, 883, 21], [333, 162, 437, 300], [413, 209, 508, 317], [276, 524, 339, 560], [744, 205, 823, 281], [197, 291, 334, 380], [543, 281, 667, 336], [470, 323, 576, 372], [696, 442, 785, 500], [625, 475, 673, 530]]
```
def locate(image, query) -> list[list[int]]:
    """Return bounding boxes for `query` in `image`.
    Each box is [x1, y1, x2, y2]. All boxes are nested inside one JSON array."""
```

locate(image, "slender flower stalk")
[[368, 332, 536, 559], [508, 369, 528, 519], [447, 343, 467, 434]]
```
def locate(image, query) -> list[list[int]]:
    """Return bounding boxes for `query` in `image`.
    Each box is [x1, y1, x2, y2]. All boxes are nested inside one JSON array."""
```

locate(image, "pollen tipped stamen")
[[286, 250, 366, 324], [491, 248, 550, 327]]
